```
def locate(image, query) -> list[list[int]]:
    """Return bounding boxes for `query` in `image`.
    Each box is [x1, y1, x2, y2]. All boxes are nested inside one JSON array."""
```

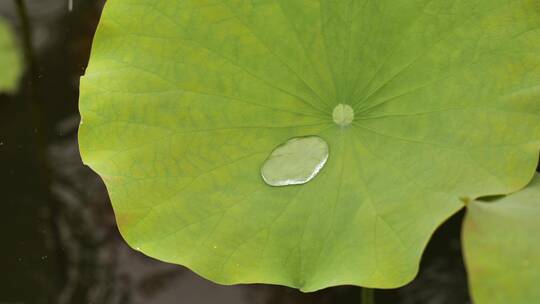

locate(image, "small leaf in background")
[[79, 0, 540, 291], [463, 173, 540, 304], [0, 18, 21, 93]]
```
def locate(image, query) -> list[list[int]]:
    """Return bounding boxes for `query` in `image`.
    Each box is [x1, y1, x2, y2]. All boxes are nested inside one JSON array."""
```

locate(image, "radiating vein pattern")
[[79, 0, 540, 291]]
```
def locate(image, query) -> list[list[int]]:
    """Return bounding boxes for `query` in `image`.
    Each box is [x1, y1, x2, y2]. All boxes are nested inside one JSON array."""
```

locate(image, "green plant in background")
[[78, 0, 540, 302], [0, 17, 21, 92], [463, 174, 540, 303]]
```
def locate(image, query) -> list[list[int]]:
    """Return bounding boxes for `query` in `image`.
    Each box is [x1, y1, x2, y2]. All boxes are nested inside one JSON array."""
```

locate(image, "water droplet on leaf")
[[261, 136, 329, 186]]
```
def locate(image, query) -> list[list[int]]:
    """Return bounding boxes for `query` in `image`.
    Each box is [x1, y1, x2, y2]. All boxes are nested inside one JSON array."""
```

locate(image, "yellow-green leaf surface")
[[0, 18, 21, 92], [79, 0, 540, 291], [463, 173, 540, 304]]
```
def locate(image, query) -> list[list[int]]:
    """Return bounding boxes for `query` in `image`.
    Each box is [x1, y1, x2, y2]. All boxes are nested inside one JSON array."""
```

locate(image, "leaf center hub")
[[332, 104, 354, 126]]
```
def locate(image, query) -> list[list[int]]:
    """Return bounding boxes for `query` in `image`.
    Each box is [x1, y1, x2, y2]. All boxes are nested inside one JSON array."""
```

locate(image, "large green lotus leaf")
[[0, 18, 21, 92], [463, 173, 540, 304], [79, 0, 540, 291]]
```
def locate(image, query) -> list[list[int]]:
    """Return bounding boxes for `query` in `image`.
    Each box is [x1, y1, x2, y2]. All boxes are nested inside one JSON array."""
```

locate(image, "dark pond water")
[[0, 1, 479, 303]]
